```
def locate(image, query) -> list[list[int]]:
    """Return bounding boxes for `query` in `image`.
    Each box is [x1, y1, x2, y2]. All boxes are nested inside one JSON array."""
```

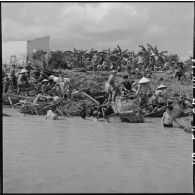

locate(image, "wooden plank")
[[3, 93, 34, 100]]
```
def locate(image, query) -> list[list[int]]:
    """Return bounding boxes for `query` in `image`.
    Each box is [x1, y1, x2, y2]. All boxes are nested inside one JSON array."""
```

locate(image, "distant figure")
[[126, 58, 132, 76], [135, 67, 140, 77], [3, 74, 10, 93], [175, 62, 184, 82], [3, 64, 7, 70], [58, 74, 71, 98], [92, 52, 98, 70], [17, 69, 29, 93], [161, 105, 184, 128], [34, 66, 40, 80], [41, 79, 52, 93], [80, 104, 87, 119], [25, 61, 33, 76], [45, 109, 58, 120], [9, 64, 17, 90]]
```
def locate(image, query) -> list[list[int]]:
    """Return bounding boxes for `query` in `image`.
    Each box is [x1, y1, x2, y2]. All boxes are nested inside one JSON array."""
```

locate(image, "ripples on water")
[[3, 108, 193, 193]]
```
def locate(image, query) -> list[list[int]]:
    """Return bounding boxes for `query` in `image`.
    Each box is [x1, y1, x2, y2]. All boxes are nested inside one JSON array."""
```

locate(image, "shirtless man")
[[105, 70, 117, 102], [161, 105, 184, 128], [45, 109, 58, 120]]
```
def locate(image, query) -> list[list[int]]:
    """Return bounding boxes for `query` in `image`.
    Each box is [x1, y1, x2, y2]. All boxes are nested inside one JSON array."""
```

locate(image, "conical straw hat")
[[111, 70, 117, 74], [42, 79, 49, 82], [157, 84, 167, 90], [53, 96, 62, 102], [138, 77, 150, 84], [20, 69, 28, 74]]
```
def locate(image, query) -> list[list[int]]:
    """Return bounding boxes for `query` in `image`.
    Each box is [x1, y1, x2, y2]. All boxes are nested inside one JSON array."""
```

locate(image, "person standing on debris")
[[17, 69, 29, 93], [37, 69, 49, 83], [3, 64, 8, 74], [175, 62, 184, 83], [26, 61, 33, 76], [41, 79, 52, 93], [9, 64, 17, 91], [136, 77, 151, 107], [105, 70, 117, 102], [34, 65, 40, 81], [58, 73, 71, 99], [126, 58, 133, 77], [92, 51, 98, 73]]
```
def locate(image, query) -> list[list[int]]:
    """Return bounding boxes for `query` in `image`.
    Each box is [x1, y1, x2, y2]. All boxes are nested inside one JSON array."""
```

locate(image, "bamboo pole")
[[8, 97, 12, 106], [81, 92, 100, 105]]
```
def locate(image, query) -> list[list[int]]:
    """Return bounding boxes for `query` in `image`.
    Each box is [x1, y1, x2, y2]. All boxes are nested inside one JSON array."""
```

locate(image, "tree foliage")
[[30, 44, 184, 72]]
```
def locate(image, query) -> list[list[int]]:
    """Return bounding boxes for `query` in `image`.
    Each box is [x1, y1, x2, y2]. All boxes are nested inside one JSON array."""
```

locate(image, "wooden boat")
[[3, 113, 11, 117], [107, 110, 145, 123]]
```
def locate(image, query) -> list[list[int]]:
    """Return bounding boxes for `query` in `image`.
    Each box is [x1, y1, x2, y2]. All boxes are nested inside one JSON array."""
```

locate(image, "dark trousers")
[[163, 123, 173, 127]]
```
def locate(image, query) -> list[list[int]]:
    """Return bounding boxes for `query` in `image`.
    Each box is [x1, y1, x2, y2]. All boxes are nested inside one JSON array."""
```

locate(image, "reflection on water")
[[3, 108, 193, 193]]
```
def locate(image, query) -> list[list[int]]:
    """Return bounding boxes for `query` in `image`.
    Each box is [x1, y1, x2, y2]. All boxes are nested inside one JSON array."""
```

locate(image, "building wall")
[[2, 41, 27, 67], [27, 36, 50, 61]]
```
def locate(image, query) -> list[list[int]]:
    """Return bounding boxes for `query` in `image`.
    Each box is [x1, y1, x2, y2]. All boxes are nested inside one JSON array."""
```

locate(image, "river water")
[[3, 108, 193, 193]]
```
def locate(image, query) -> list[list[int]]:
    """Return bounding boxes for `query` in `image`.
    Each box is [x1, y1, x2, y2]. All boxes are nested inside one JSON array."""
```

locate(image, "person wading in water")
[[161, 105, 185, 128]]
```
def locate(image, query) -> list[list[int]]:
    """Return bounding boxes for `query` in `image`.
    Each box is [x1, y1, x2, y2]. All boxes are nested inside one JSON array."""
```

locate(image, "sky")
[[2, 2, 194, 59]]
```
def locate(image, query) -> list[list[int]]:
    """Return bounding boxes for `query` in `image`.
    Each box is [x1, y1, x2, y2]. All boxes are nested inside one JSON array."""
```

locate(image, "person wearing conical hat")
[[136, 77, 152, 107], [136, 77, 151, 96], [41, 79, 52, 93], [17, 68, 29, 93], [150, 84, 168, 110]]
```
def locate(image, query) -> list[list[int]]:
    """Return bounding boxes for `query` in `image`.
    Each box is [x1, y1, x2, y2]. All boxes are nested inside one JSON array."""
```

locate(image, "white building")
[[2, 36, 49, 67]]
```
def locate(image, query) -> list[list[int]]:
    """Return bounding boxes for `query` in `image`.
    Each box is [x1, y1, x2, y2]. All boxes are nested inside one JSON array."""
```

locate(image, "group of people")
[[105, 70, 168, 111], [3, 60, 192, 130], [2, 61, 72, 100], [104, 70, 192, 130]]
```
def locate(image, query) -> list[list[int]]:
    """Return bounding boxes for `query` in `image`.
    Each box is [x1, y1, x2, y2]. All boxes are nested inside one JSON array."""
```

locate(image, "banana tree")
[[147, 44, 168, 69], [138, 45, 150, 70]]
